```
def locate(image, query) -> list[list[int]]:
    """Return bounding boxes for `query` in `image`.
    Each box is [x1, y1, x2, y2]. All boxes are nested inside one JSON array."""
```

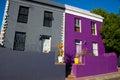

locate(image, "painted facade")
[[65, 5, 117, 78], [0, 0, 118, 78], [64, 5, 105, 62]]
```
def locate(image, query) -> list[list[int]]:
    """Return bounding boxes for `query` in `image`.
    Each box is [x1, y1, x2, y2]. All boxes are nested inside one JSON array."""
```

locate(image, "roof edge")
[[65, 5, 104, 22]]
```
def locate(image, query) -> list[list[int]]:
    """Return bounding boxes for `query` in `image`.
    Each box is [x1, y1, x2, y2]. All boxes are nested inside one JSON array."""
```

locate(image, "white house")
[[0, 0, 65, 53]]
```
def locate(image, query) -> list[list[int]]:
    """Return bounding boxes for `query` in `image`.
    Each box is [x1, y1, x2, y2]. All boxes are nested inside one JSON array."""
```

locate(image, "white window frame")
[[92, 42, 98, 56], [42, 36, 51, 53], [75, 40, 82, 55], [91, 22, 97, 35], [75, 18, 81, 32], [75, 40, 82, 62]]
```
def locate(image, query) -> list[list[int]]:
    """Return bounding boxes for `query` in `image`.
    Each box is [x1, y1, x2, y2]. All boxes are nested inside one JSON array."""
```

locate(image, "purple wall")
[[64, 13, 105, 62], [72, 53, 118, 78], [64, 13, 118, 77]]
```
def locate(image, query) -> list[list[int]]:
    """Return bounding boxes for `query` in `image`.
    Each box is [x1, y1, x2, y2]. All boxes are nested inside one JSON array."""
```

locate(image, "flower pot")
[[74, 57, 79, 64], [58, 56, 63, 63]]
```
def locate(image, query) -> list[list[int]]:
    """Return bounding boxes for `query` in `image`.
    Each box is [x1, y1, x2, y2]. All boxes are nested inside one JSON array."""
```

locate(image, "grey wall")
[[0, 47, 65, 80], [3, 0, 64, 53]]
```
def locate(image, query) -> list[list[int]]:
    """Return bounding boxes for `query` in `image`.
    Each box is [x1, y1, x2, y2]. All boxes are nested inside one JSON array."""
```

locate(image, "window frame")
[[91, 22, 97, 35], [43, 11, 53, 27], [92, 42, 98, 56], [17, 6, 29, 23], [74, 18, 81, 32], [75, 40, 82, 55], [13, 32, 26, 51], [40, 35, 51, 53]]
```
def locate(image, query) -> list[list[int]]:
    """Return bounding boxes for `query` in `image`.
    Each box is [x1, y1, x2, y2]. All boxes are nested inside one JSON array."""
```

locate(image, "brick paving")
[[66, 68, 120, 80]]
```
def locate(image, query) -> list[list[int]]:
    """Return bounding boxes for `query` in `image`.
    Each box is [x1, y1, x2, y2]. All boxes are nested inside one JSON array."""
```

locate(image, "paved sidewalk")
[[66, 68, 120, 80]]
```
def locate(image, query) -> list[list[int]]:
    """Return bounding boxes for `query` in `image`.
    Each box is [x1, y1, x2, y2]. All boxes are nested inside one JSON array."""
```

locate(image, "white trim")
[[62, 13, 65, 57], [92, 42, 98, 56], [91, 22, 97, 35], [65, 5, 103, 22], [80, 20, 81, 32], [75, 40, 82, 53], [75, 18, 81, 32], [95, 23, 97, 35], [42, 37, 51, 53]]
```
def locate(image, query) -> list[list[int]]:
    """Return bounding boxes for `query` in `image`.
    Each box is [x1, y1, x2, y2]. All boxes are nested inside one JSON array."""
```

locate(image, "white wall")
[[3, 0, 64, 53]]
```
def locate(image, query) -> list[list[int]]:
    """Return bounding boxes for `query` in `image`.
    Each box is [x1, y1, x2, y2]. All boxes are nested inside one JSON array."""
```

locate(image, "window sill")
[[55, 62, 66, 65], [73, 63, 85, 65], [43, 26, 52, 28]]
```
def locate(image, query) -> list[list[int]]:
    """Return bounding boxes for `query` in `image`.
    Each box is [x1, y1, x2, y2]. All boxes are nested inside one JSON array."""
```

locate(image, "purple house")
[[64, 5, 118, 77]]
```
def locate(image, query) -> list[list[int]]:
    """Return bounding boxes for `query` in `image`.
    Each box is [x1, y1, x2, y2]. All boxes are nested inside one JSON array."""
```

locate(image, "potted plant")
[[57, 43, 64, 63], [74, 48, 88, 64], [74, 52, 82, 64]]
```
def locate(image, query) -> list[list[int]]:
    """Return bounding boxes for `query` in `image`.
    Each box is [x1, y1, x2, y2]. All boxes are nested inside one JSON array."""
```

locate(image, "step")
[[66, 68, 120, 80]]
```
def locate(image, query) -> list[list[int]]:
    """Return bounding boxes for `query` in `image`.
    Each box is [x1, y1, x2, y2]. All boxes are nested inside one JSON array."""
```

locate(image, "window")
[[40, 35, 51, 53], [13, 32, 26, 51], [91, 22, 97, 35], [75, 18, 81, 32], [75, 40, 82, 55], [17, 6, 29, 23], [92, 42, 98, 56], [75, 40, 82, 62], [43, 11, 53, 27]]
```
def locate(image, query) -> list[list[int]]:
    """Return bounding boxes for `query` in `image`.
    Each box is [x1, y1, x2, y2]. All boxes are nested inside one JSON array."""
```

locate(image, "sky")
[[0, 0, 6, 29], [0, 0, 120, 29], [53, 0, 120, 13]]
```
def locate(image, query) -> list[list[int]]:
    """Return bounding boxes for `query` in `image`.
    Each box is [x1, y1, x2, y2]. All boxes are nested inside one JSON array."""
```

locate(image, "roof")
[[22, 0, 65, 10], [65, 5, 104, 22], [15, 0, 103, 22]]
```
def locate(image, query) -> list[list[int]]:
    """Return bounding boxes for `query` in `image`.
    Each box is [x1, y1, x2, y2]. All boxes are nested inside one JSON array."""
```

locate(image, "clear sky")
[[0, 0, 6, 29], [0, 0, 120, 29], [53, 0, 120, 13]]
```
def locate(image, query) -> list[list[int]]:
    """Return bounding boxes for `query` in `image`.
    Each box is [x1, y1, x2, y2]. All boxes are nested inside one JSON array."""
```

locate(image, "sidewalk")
[[66, 68, 120, 80]]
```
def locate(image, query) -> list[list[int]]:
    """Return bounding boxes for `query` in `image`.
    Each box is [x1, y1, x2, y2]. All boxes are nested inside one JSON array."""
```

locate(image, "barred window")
[[17, 6, 29, 23], [13, 32, 26, 51], [91, 22, 97, 35], [43, 11, 53, 27]]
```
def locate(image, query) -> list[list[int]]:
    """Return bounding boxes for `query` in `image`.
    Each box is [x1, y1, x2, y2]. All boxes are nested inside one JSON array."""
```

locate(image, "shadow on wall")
[[65, 53, 74, 77], [0, 47, 65, 80], [0, 44, 4, 47]]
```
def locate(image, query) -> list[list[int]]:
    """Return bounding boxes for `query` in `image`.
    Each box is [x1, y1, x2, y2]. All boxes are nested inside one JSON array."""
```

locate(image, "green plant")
[[87, 53, 95, 56], [75, 48, 88, 58], [76, 52, 82, 58]]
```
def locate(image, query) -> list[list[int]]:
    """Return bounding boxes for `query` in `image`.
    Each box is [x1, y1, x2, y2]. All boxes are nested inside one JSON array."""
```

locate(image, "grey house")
[[0, 0, 65, 53]]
